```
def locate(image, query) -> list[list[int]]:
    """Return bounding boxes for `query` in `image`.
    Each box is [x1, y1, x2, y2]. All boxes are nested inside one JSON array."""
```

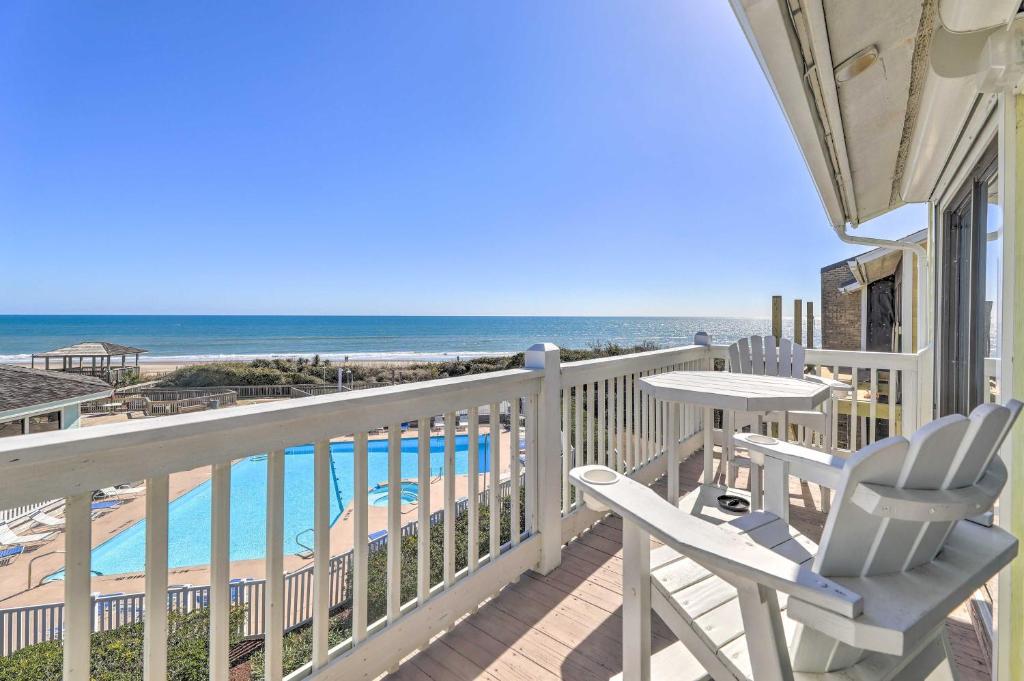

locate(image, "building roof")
[[32, 341, 147, 358], [0, 365, 112, 419]]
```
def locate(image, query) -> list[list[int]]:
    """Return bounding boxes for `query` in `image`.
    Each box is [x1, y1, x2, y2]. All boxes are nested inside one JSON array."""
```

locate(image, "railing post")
[[526, 343, 562, 574]]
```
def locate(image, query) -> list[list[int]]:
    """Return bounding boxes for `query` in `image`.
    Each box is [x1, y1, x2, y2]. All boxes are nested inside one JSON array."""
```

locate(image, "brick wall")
[[820, 260, 861, 351]]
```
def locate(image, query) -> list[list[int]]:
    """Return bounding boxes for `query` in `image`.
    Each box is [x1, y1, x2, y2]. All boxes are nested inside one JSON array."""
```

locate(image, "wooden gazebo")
[[31, 341, 147, 385]]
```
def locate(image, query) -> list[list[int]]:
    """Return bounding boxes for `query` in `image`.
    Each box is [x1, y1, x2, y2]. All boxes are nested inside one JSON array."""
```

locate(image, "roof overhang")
[[0, 390, 112, 424], [728, 0, 1019, 226]]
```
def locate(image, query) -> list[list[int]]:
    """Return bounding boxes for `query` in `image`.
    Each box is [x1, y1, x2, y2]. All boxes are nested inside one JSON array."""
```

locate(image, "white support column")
[[997, 90, 1023, 681], [209, 462, 231, 681], [525, 343, 562, 574], [143, 475, 169, 681], [61, 403, 82, 430], [63, 493, 92, 681]]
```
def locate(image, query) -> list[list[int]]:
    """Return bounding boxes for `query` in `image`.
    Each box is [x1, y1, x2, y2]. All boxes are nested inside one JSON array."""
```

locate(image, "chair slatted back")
[[728, 335, 805, 378], [790, 400, 1021, 672]]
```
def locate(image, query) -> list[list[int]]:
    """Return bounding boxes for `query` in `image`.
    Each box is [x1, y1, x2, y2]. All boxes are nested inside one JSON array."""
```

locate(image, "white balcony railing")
[[0, 340, 931, 680]]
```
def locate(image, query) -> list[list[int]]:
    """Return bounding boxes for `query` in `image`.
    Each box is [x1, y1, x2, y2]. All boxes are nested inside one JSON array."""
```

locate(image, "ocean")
[[0, 315, 820, 363]]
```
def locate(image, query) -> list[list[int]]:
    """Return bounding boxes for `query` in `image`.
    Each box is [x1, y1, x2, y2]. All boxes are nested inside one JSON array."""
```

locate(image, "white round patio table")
[[638, 371, 830, 515]]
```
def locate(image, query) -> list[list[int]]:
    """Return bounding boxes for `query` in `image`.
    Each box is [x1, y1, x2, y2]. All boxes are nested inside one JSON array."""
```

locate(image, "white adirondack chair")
[[569, 400, 1020, 681], [726, 335, 847, 509]]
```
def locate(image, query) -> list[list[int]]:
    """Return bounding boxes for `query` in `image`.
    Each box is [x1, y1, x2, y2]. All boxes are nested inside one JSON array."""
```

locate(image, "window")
[[936, 142, 997, 416], [28, 411, 61, 433], [0, 419, 24, 438]]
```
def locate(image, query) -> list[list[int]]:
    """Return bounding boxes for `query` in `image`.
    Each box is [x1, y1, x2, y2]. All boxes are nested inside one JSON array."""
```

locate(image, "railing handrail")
[[560, 344, 709, 385], [0, 367, 543, 513]]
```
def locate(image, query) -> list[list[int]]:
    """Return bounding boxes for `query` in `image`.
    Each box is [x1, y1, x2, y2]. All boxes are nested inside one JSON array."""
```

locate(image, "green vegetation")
[[154, 343, 661, 389], [249, 489, 526, 680], [0, 606, 247, 681]]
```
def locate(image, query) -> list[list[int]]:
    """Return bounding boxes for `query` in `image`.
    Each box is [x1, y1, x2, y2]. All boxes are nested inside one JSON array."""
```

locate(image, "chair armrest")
[[569, 465, 863, 618], [803, 374, 853, 393], [734, 433, 845, 489]]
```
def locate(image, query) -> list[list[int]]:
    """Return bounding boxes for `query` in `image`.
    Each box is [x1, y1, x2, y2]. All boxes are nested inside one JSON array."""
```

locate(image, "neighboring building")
[[0, 365, 112, 438], [820, 229, 926, 353]]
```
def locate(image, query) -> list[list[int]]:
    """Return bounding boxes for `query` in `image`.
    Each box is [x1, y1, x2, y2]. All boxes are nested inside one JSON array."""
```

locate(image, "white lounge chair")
[[0, 523, 56, 547], [30, 511, 65, 528], [570, 399, 1020, 681], [95, 484, 146, 499]]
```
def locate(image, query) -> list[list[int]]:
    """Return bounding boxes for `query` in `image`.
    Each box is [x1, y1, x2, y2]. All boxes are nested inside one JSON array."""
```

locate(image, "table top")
[[638, 370, 830, 412]]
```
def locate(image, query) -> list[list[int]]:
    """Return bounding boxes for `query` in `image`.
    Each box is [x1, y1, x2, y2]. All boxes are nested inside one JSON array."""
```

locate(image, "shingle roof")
[[0, 365, 112, 414], [33, 341, 147, 358]]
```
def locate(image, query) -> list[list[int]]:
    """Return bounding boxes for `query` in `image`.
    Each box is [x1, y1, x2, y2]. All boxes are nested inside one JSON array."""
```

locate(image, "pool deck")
[[0, 425, 517, 609]]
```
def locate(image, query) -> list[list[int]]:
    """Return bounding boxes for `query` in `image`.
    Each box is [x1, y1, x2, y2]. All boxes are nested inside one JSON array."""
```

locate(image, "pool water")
[[49, 434, 490, 578], [368, 482, 420, 506]]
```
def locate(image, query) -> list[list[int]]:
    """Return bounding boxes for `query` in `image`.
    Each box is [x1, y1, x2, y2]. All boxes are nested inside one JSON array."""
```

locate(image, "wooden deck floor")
[[384, 455, 990, 681]]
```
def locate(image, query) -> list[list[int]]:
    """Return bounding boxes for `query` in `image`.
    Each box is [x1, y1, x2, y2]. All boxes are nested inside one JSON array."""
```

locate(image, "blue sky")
[[0, 2, 925, 317]]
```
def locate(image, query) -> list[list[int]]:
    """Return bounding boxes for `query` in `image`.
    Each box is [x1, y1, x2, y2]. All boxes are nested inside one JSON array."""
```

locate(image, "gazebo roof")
[[0, 365, 112, 417], [33, 341, 148, 358]]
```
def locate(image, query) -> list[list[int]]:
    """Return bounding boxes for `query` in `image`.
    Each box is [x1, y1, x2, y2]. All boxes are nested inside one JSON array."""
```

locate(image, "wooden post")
[[794, 299, 803, 344], [806, 302, 815, 349], [771, 296, 782, 340], [525, 343, 562, 574]]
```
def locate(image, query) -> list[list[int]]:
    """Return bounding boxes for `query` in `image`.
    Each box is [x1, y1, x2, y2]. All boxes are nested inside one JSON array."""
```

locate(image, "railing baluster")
[[510, 397, 521, 546], [387, 424, 402, 620], [443, 413, 456, 587], [416, 419, 431, 603], [667, 401, 679, 505], [561, 393, 570, 514], [574, 385, 583, 503], [144, 475, 169, 681], [597, 380, 607, 467], [353, 433, 368, 643], [585, 383, 595, 466], [63, 492, 91, 681], [615, 375, 624, 472], [849, 368, 859, 452], [467, 407, 480, 572], [489, 402, 501, 559], [209, 462, 231, 680], [264, 449, 285, 681], [312, 440, 331, 670], [869, 369, 878, 445], [622, 374, 630, 471]]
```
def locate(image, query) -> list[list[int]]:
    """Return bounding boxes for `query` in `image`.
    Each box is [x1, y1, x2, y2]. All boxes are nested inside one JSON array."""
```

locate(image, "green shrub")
[[154, 343, 661, 390], [0, 606, 247, 681]]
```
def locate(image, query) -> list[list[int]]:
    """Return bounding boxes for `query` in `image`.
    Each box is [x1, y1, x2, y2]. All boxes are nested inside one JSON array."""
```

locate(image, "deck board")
[[385, 454, 990, 680]]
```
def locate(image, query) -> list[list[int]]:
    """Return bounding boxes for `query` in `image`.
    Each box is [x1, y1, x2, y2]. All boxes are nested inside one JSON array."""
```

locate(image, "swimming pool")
[[48, 434, 490, 578]]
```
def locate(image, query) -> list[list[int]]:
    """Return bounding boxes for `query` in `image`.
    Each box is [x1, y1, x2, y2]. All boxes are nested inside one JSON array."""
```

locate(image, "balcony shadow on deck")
[[384, 454, 986, 680]]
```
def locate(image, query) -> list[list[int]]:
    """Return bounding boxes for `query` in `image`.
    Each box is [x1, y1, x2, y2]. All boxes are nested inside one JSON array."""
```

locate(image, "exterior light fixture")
[[834, 45, 879, 83]]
